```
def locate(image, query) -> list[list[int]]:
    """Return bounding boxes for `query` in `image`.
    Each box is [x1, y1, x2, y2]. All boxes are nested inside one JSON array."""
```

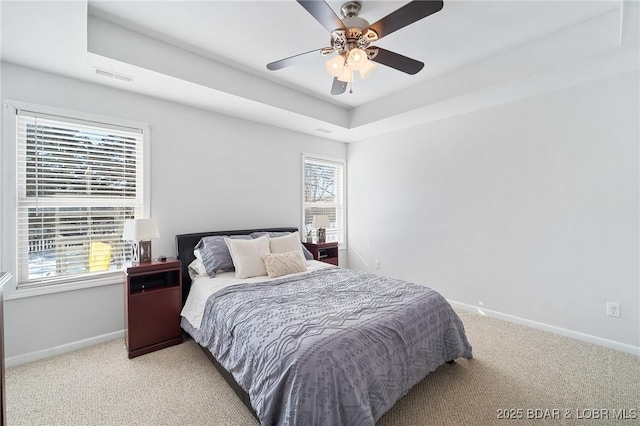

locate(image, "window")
[[7, 104, 147, 291], [302, 155, 345, 245]]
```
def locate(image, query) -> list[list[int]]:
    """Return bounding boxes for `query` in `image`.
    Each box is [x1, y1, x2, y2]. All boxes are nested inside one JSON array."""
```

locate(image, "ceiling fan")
[[267, 0, 444, 95]]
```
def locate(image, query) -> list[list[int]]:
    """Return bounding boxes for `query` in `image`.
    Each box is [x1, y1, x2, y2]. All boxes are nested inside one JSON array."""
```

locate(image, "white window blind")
[[303, 155, 345, 245], [15, 110, 144, 288]]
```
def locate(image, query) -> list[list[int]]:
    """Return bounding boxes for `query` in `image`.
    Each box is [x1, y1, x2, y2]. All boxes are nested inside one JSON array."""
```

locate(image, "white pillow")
[[269, 231, 303, 255], [262, 251, 307, 278], [225, 234, 271, 279], [187, 258, 208, 280]]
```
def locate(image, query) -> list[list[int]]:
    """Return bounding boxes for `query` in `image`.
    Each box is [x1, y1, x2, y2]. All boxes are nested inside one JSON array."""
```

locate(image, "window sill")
[[5, 272, 124, 301]]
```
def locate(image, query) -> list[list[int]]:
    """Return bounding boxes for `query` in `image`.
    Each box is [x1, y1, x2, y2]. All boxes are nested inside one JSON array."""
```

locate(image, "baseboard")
[[6, 302, 638, 367], [448, 300, 640, 356], [5, 330, 125, 368]]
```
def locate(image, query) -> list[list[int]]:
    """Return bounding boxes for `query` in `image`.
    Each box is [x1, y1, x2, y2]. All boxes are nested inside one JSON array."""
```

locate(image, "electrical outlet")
[[374, 260, 380, 269], [606, 302, 620, 318]]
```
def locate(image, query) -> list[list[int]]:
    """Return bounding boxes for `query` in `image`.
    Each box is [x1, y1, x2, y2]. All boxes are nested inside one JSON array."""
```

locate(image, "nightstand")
[[303, 241, 339, 266], [124, 258, 183, 358]]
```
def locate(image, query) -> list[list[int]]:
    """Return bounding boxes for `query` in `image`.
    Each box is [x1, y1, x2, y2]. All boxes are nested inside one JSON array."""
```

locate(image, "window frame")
[[1, 100, 150, 299], [301, 153, 346, 248]]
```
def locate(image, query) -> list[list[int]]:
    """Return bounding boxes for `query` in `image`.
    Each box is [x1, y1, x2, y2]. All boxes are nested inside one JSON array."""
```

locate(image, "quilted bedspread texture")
[[182, 267, 472, 426]]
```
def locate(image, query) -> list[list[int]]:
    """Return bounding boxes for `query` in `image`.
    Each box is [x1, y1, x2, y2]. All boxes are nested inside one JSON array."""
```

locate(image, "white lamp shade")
[[313, 215, 330, 229], [122, 219, 160, 241]]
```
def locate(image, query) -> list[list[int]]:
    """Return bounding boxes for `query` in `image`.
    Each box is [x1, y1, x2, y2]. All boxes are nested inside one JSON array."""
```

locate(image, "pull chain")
[[349, 69, 354, 94]]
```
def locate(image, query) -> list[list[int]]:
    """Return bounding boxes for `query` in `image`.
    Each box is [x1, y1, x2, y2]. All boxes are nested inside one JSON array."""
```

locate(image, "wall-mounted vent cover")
[[94, 67, 134, 82]]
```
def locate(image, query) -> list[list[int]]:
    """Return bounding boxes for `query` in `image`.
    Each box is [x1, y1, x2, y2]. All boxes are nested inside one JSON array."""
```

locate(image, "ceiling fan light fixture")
[[359, 59, 376, 79], [268, 0, 443, 95], [347, 48, 368, 71], [337, 65, 354, 83], [325, 54, 345, 77]]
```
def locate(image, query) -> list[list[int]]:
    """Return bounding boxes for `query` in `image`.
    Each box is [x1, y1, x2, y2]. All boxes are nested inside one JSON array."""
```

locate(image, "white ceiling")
[[1, 0, 637, 141]]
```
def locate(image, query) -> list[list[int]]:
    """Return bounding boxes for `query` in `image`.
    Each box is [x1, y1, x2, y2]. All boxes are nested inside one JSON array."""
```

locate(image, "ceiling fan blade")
[[331, 77, 347, 95], [267, 48, 325, 71], [369, 47, 424, 75], [297, 0, 346, 33], [369, 0, 443, 40]]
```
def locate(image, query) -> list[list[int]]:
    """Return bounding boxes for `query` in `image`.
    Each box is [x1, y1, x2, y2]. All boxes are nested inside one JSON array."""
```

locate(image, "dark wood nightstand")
[[303, 241, 339, 266], [124, 258, 183, 358]]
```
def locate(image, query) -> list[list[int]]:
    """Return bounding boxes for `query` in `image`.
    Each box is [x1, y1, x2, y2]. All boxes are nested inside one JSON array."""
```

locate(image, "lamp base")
[[318, 228, 326, 244], [131, 240, 152, 264]]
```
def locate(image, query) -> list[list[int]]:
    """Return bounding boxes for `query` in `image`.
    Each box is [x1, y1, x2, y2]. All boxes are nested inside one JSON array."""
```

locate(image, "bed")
[[176, 227, 472, 426]]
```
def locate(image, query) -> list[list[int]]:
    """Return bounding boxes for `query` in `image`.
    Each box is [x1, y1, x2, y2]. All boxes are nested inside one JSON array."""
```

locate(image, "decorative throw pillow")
[[225, 234, 271, 279], [269, 231, 303, 255], [250, 231, 314, 260], [194, 235, 251, 277], [262, 251, 307, 278]]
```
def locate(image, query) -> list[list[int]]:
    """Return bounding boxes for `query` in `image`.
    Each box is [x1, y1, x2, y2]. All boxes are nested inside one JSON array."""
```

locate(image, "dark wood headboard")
[[175, 227, 298, 305]]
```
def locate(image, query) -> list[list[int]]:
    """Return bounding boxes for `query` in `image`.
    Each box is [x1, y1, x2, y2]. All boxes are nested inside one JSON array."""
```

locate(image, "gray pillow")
[[194, 235, 252, 277], [249, 231, 314, 261]]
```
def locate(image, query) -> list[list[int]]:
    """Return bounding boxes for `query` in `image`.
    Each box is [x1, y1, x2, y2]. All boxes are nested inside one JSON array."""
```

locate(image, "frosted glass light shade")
[[347, 48, 367, 71], [325, 54, 345, 77], [337, 66, 354, 83], [326, 50, 375, 82], [359, 60, 376, 79]]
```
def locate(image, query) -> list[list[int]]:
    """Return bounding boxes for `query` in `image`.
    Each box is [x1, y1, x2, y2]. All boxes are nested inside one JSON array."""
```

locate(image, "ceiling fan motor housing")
[[330, 2, 378, 57], [342, 16, 369, 31]]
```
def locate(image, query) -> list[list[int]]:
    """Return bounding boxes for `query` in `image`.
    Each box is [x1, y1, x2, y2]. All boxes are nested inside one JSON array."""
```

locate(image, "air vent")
[[313, 127, 332, 134], [94, 67, 134, 83]]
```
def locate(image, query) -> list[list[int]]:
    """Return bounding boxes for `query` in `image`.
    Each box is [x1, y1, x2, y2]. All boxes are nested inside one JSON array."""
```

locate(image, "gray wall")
[[1, 62, 346, 363], [347, 71, 639, 351], [2, 60, 638, 362]]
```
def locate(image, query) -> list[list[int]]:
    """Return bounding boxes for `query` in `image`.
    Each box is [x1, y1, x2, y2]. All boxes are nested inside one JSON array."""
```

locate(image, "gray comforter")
[[182, 267, 472, 426]]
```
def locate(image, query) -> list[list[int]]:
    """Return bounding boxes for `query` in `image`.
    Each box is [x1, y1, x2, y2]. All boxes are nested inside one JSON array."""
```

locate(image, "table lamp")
[[313, 215, 330, 244], [122, 219, 159, 264]]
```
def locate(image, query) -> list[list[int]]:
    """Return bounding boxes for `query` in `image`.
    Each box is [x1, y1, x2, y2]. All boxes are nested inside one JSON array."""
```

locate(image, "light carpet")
[[7, 309, 639, 425]]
